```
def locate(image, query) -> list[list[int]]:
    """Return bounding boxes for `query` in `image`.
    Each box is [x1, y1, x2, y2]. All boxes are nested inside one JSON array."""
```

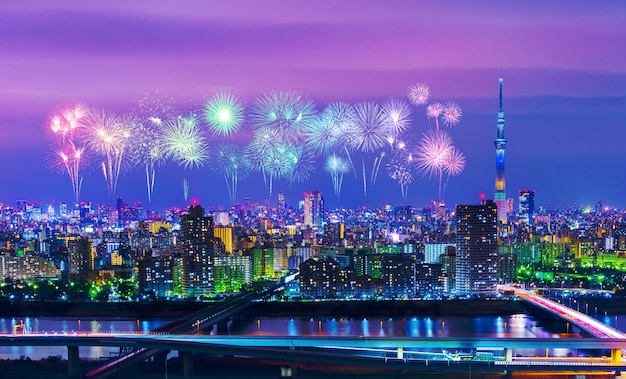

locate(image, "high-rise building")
[[494, 78, 507, 225], [303, 190, 325, 227], [138, 255, 174, 298], [214, 255, 252, 293], [179, 205, 215, 297], [518, 189, 536, 224], [214, 226, 234, 253], [455, 200, 498, 297]]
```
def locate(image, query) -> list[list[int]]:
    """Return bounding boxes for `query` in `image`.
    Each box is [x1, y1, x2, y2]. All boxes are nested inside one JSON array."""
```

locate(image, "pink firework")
[[415, 130, 453, 178], [407, 83, 430, 106], [442, 102, 462, 127], [48, 103, 89, 142], [444, 147, 465, 176], [426, 102, 444, 131]]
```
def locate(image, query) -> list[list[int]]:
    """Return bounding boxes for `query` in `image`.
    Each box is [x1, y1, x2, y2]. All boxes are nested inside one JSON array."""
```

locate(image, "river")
[[5, 311, 621, 360]]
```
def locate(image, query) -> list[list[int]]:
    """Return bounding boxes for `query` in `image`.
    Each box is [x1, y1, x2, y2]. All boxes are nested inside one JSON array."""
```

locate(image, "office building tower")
[[303, 190, 325, 227], [455, 200, 498, 297], [494, 78, 508, 225], [179, 205, 215, 297], [518, 189, 536, 224]]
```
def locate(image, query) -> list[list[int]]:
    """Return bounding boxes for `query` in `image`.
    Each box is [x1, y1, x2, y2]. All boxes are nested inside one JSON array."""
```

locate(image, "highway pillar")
[[396, 347, 404, 359], [289, 346, 298, 377], [181, 350, 193, 378], [612, 349, 622, 365], [67, 345, 80, 378], [504, 348, 513, 361]]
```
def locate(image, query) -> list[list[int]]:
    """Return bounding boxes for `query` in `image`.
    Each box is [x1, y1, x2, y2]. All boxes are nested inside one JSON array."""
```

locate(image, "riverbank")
[[0, 299, 529, 319], [5, 296, 625, 319]]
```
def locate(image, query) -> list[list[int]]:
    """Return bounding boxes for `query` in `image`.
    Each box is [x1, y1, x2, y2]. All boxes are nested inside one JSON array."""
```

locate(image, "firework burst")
[[203, 91, 245, 137], [209, 144, 249, 204], [251, 90, 316, 144], [45, 103, 90, 204], [84, 109, 138, 197], [407, 83, 430, 106], [386, 158, 413, 199], [161, 115, 208, 170], [442, 102, 462, 127], [325, 154, 350, 198], [381, 98, 412, 147], [346, 102, 389, 195]]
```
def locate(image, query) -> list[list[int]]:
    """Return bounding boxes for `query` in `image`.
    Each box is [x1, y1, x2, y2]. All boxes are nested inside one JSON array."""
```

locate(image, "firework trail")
[[203, 91, 245, 138], [244, 127, 281, 194], [209, 144, 249, 204], [129, 119, 166, 204], [46, 103, 90, 204], [407, 83, 430, 106], [131, 90, 178, 204], [386, 158, 413, 199], [161, 114, 208, 200], [325, 154, 350, 198], [382, 98, 412, 149], [84, 109, 137, 198], [442, 147, 466, 198], [415, 130, 454, 199], [426, 102, 444, 131], [346, 102, 387, 195]]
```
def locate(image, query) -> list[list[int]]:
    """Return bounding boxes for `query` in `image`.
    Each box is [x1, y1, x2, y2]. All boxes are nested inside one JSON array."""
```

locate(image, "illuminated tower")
[[494, 78, 507, 225], [303, 190, 324, 227], [179, 205, 215, 297], [455, 200, 498, 296]]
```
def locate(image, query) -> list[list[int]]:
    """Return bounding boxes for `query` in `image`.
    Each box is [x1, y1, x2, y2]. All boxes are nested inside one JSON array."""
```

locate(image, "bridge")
[[2, 334, 626, 375], [5, 281, 626, 378], [85, 288, 273, 378], [503, 286, 625, 339]]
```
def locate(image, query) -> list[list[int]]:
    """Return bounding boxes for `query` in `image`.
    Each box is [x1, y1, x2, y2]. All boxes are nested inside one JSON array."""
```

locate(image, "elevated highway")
[[503, 286, 625, 339], [2, 334, 626, 374]]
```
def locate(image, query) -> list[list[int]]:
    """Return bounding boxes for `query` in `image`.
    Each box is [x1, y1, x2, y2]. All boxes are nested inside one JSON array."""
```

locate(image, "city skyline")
[[1, 1, 625, 210]]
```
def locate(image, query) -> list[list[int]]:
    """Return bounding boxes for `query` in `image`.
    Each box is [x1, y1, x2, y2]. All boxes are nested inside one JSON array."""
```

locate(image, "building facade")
[[455, 200, 499, 297]]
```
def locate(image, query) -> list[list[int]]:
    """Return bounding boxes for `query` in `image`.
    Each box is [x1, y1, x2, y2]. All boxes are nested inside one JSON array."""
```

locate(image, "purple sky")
[[1, 1, 625, 211]]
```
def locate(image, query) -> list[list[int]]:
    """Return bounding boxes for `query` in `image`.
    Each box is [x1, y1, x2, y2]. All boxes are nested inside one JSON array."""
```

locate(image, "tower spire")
[[499, 78, 503, 113], [494, 78, 507, 225]]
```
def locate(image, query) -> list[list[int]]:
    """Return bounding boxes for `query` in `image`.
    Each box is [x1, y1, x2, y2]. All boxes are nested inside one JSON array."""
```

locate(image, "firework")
[[407, 83, 430, 106], [161, 115, 208, 170], [347, 102, 388, 153], [415, 130, 453, 177], [386, 158, 413, 199], [426, 102, 444, 131], [325, 154, 350, 198], [203, 91, 245, 137], [283, 144, 315, 184], [45, 103, 90, 204], [381, 98, 412, 147], [442, 102, 462, 127], [415, 130, 454, 199], [128, 117, 167, 204], [161, 114, 208, 201], [209, 144, 249, 203], [132, 89, 177, 126], [346, 102, 388, 195], [444, 147, 465, 176], [303, 102, 354, 155], [84, 109, 138, 197], [250, 90, 316, 144]]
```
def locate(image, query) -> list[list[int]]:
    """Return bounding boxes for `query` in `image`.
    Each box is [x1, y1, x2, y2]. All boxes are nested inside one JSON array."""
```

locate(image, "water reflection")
[[0, 317, 168, 360]]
